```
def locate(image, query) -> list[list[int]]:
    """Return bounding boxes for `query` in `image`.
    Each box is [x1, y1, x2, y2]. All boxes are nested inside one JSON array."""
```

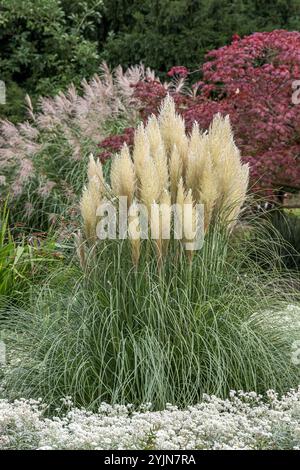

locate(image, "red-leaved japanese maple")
[[187, 30, 300, 197]]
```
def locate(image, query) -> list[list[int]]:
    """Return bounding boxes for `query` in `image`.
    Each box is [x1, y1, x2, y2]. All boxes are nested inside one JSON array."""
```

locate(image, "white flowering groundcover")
[[1, 389, 300, 450]]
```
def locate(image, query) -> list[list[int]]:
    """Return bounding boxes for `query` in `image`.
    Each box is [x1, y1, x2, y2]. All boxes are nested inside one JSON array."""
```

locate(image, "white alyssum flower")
[[1, 388, 300, 449]]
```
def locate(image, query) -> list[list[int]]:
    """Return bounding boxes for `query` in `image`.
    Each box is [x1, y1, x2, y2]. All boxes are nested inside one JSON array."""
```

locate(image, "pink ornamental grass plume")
[[0, 63, 158, 219]]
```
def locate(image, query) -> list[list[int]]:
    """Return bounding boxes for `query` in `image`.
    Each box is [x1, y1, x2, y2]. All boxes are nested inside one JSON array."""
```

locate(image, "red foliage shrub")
[[99, 30, 300, 197], [188, 30, 300, 195], [133, 79, 168, 120], [99, 127, 135, 162], [167, 66, 189, 77]]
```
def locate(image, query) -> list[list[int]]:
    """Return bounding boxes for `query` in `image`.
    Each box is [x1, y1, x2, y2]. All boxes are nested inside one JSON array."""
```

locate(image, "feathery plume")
[[1, 62, 159, 222], [158, 95, 188, 169], [186, 130, 218, 231], [88, 154, 104, 187], [138, 156, 161, 210], [132, 123, 150, 181], [110, 144, 136, 206], [208, 115, 249, 227], [80, 185, 98, 243], [145, 115, 169, 196]]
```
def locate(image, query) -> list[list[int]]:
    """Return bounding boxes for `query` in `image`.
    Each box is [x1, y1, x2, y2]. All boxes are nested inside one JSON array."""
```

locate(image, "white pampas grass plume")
[[216, 150, 249, 228], [88, 154, 104, 189], [186, 129, 218, 231], [154, 143, 169, 197], [208, 114, 249, 228], [110, 144, 136, 206], [158, 95, 188, 169], [208, 114, 233, 166], [80, 156, 103, 242], [145, 115, 169, 196], [139, 156, 160, 210], [198, 158, 218, 232], [80, 184, 98, 243], [146, 115, 163, 152], [186, 126, 210, 197], [133, 123, 150, 180]]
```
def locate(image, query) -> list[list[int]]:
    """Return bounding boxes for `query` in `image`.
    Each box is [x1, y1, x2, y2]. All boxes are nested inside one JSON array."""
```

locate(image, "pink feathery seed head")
[[19, 158, 34, 182], [24, 202, 34, 218], [0, 175, 6, 186], [18, 122, 39, 140], [11, 182, 23, 197], [22, 141, 42, 157], [0, 120, 19, 140], [38, 180, 56, 198], [0, 125, 31, 155], [0, 148, 16, 164]]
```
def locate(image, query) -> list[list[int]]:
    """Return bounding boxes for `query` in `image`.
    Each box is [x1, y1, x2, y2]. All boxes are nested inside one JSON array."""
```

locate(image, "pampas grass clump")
[[2, 97, 300, 412]]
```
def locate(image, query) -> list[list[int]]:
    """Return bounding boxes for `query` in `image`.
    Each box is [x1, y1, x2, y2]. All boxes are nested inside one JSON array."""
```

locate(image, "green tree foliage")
[[101, 0, 300, 71], [0, 0, 103, 120]]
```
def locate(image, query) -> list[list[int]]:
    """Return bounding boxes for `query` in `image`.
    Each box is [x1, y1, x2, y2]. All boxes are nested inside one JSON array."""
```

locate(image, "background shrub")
[[101, 0, 300, 72], [0, 0, 103, 121], [264, 210, 300, 271]]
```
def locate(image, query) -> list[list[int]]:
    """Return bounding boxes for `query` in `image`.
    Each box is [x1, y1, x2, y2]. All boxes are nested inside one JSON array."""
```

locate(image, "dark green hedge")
[[100, 0, 300, 72], [0, 0, 102, 121]]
